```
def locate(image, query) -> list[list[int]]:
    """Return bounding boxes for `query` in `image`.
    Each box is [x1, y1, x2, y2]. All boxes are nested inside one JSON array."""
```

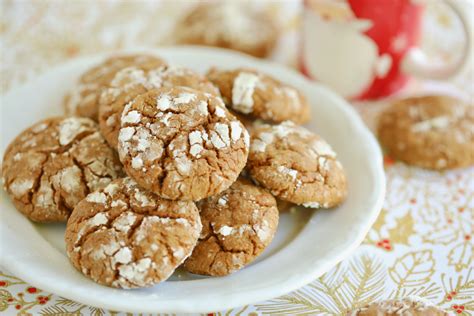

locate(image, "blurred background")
[[0, 0, 472, 98]]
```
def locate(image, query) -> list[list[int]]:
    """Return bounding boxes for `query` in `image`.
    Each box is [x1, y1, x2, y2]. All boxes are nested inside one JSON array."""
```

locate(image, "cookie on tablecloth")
[[64, 54, 166, 121], [175, 2, 279, 58], [207, 68, 310, 124], [117, 87, 249, 201], [348, 297, 448, 315], [65, 177, 201, 288], [378, 95, 474, 170], [2, 117, 123, 222], [247, 121, 347, 208], [99, 65, 220, 148], [184, 178, 278, 276]]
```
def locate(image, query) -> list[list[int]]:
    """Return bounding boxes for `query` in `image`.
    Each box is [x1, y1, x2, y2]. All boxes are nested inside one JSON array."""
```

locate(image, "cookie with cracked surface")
[[99, 65, 220, 148], [2, 117, 123, 223], [184, 178, 278, 276], [117, 86, 249, 201], [64, 54, 166, 121], [347, 297, 448, 315], [65, 177, 201, 288], [207, 68, 310, 124], [247, 121, 347, 208], [175, 2, 279, 58], [378, 95, 474, 170]]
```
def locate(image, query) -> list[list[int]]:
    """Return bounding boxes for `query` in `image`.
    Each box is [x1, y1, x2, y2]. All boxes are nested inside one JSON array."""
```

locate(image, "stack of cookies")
[[2, 54, 347, 289]]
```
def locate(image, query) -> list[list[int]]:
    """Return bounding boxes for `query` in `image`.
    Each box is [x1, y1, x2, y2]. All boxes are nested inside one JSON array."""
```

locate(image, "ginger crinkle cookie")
[[64, 54, 166, 121], [184, 178, 278, 276], [2, 117, 123, 222], [117, 86, 249, 201], [248, 121, 347, 208], [176, 2, 279, 58], [99, 65, 220, 148], [378, 95, 474, 170], [65, 177, 202, 288], [347, 297, 448, 315], [207, 68, 311, 124]]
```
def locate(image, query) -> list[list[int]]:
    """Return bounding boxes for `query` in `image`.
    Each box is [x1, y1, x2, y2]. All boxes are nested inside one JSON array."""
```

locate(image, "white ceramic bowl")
[[0, 47, 385, 313]]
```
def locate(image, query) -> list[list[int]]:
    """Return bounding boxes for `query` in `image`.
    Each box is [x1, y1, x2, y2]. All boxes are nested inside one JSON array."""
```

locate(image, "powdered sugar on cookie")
[[232, 72, 260, 114], [65, 177, 202, 289], [248, 121, 347, 208], [117, 86, 249, 201]]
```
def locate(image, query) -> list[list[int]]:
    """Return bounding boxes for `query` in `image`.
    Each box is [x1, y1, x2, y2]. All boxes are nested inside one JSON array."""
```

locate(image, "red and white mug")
[[300, 0, 473, 100]]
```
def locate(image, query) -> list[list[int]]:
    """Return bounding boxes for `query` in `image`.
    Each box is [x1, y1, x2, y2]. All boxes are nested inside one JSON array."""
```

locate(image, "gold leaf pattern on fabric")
[[389, 250, 435, 292], [387, 212, 415, 245]]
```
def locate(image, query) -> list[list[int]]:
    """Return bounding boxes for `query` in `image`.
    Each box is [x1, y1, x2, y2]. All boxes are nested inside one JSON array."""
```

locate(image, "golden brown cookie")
[[247, 121, 347, 208], [65, 177, 201, 288], [99, 65, 220, 148], [184, 178, 278, 276], [64, 54, 166, 121], [378, 95, 474, 170], [117, 86, 249, 201], [2, 117, 123, 222], [175, 2, 279, 58], [348, 297, 448, 316], [207, 68, 311, 124]]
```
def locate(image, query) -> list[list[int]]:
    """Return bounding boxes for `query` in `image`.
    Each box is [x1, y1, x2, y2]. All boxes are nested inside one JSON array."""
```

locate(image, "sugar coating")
[[113, 247, 133, 265], [117, 258, 152, 286], [208, 68, 311, 124], [251, 132, 274, 153], [59, 117, 92, 145], [9, 179, 34, 198], [134, 191, 154, 207], [378, 95, 473, 170], [131, 156, 143, 169], [254, 220, 271, 242], [32, 123, 48, 133], [218, 225, 234, 236], [103, 182, 119, 195], [65, 56, 163, 121], [302, 201, 321, 208], [215, 106, 226, 118], [65, 178, 201, 289], [116, 87, 249, 201], [175, 92, 196, 104], [3, 117, 124, 223], [122, 110, 142, 124], [232, 72, 260, 114], [411, 116, 451, 132], [211, 123, 230, 149], [312, 140, 336, 157], [218, 196, 228, 206], [118, 127, 135, 143], [230, 121, 243, 142], [56, 166, 81, 192], [74, 212, 109, 247], [86, 192, 107, 204], [112, 212, 136, 233], [277, 166, 298, 180], [248, 121, 347, 208], [111, 200, 127, 208], [189, 131, 205, 157], [184, 178, 278, 276]]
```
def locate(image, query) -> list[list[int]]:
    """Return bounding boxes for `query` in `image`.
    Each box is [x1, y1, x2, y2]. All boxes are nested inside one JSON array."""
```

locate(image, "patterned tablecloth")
[[0, 1, 473, 315]]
